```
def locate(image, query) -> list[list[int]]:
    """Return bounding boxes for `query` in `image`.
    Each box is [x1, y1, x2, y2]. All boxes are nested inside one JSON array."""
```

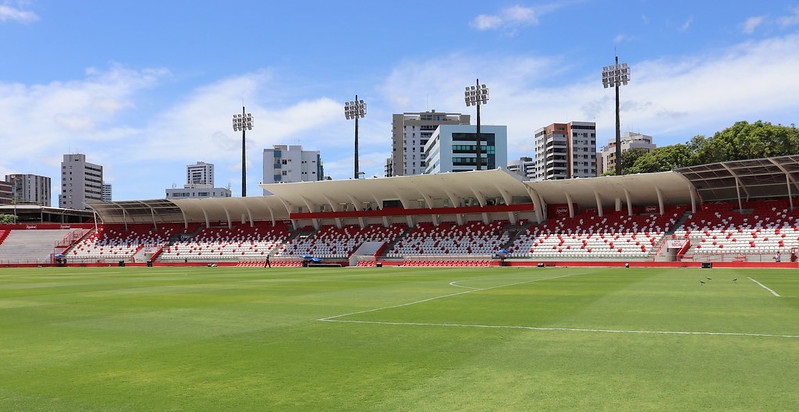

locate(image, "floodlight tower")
[[232, 106, 253, 197], [602, 56, 630, 176], [465, 79, 489, 170], [344, 96, 366, 179]]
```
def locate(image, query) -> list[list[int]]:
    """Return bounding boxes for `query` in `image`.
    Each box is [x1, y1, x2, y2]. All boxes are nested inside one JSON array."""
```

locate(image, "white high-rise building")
[[262, 145, 323, 186], [60, 153, 103, 210], [423, 124, 508, 174], [166, 161, 231, 200], [598, 132, 656, 175], [6, 174, 51, 206], [533, 122, 597, 181], [389, 110, 470, 177], [186, 161, 214, 187]]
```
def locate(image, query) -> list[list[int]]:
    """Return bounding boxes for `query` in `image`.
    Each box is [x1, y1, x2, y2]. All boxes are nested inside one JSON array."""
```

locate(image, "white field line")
[[448, 281, 479, 290], [324, 319, 799, 339], [319, 272, 580, 322], [319, 272, 797, 339], [747, 277, 781, 297]]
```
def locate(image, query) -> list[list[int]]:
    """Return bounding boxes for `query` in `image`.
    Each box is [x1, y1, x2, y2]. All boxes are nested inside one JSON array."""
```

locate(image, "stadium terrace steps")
[[0, 229, 75, 264]]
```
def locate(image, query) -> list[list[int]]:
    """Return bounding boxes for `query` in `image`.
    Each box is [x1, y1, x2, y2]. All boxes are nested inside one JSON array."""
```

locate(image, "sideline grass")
[[1, 266, 798, 411]]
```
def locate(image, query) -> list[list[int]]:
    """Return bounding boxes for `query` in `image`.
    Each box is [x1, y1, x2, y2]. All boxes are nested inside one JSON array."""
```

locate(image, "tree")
[[691, 121, 799, 163], [0, 214, 16, 224], [626, 144, 692, 174], [620, 148, 651, 175]]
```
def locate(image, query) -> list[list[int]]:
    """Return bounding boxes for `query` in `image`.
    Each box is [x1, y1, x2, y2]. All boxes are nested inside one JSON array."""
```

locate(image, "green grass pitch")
[[1, 265, 798, 411]]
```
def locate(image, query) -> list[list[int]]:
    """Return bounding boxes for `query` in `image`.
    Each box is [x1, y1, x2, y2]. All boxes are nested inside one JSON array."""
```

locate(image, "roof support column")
[[149, 205, 157, 230], [565, 192, 574, 219], [201, 208, 209, 229], [624, 188, 633, 216], [788, 174, 794, 210], [223, 207, 231, 229], [735, 178, 743, 211], [594, 191, 603, 217], [689, 187, 697, 213], [525, 186, 544, 223], [655, 186, 664, 216]]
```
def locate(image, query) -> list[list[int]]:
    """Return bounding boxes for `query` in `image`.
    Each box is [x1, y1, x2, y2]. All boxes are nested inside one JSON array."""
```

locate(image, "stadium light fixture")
[[344, 96, 366, 179], [232, 107, 253, 197], [464, 80, 489, 170], [602, 56, 631, 176]]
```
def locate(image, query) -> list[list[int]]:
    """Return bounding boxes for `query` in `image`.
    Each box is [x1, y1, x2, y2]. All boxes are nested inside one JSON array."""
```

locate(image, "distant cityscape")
[[0, 109, 655, 210]]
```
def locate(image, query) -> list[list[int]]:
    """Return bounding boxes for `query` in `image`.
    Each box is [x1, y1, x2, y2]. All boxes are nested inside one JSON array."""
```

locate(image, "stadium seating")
[[68, 223, 185, 262], [159, 222, 290, 262], [385, 220, 509, 258], [506, 207, 685, 260], [276, 223, 406, 258], [673, 200, 799, 259]]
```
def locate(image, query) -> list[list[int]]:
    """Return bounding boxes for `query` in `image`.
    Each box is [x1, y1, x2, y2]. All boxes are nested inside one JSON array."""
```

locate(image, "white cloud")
[[137, 71, 344, 165], [0, 2, 38, 23], [472, 14, 503, 30], [0, 64, 167, 159], [778, 7, 799, 27], [742, 16, 765, 34], [471, 5, 539, 31]]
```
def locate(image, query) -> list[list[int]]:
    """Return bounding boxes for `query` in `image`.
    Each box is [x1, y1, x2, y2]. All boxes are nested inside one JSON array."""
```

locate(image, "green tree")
[[621, 147, 651, 174], [626, 144, 692, 174], [0, 214, 16, 224], [691, 121, 799, 163]]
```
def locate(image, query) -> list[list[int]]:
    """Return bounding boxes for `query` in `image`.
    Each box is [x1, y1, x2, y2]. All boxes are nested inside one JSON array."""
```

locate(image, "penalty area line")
[[748, 277, 781, 297], [319, 318, 799, 339]]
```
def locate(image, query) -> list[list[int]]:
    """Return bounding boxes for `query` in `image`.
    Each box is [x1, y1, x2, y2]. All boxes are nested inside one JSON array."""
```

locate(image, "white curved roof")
[[87, 156, 799, 225]]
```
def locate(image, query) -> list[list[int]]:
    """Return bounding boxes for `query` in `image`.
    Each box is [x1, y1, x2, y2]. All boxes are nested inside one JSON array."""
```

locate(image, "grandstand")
[[2, 155, 799, 268]]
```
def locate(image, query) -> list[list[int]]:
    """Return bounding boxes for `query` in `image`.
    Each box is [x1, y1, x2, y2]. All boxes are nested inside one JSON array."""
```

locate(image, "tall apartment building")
[[598, 132, 656, 175], [102, 183, 113, 202], [166, 161, 231, 200], [59, 154, 103, 210], [5, 174, 51, 206], [423, 124, 507, 174], [389, 110, 470, 177], [533, 122, 597, 181], [262, 145, 323, 185]]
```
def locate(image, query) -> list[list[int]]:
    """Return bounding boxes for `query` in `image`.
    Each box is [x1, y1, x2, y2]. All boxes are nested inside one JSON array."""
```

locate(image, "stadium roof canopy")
[[85, 155, 799, 226], [675, 155, 799, 207]]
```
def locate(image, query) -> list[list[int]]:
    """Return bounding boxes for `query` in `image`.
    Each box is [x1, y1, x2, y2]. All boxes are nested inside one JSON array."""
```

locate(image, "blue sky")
[[2, 1, 799, 204]]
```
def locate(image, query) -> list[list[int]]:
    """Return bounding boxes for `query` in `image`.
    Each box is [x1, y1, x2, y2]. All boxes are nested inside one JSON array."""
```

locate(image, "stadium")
[[2, 155, 799, 269], [2, 156, 799, 411]]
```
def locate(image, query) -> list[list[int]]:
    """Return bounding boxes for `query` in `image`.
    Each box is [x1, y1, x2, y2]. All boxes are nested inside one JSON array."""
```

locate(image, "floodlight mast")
[[465, 79, 489, 170], [232, 106, 253, 197], [344, 96, 366, 179], [602, 56, 630, 176]]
